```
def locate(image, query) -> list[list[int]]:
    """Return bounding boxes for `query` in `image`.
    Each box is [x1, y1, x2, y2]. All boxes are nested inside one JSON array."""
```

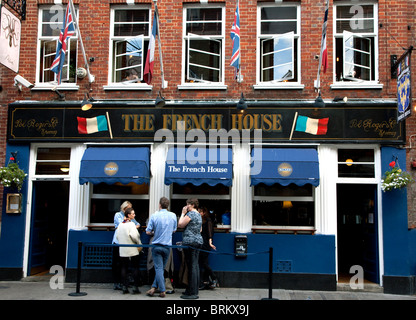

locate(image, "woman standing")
[[178, 198, 203, 299], [198, 207, 218, 289]]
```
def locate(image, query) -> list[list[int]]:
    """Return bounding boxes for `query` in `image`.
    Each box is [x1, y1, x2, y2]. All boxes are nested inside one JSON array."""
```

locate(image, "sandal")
[[146, 288, 156, 297], [159, 292, 166, 298]]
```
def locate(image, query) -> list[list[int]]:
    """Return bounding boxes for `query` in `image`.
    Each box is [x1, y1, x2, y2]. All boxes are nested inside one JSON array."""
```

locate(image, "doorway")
[[337, 184, 379, 284], [28, 181, 69, 276]]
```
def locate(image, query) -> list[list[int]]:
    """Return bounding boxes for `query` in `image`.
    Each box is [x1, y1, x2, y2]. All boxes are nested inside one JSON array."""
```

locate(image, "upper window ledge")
[[32, 84, 79, 91], [253, 83, 305, 90], [178, 84, 228, 90], [330, 82, 383, 90], [103, 84, 152, 91]]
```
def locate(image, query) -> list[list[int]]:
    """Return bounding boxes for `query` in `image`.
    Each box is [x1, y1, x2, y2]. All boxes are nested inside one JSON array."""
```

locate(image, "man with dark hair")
[[145, 197, 177, 297]]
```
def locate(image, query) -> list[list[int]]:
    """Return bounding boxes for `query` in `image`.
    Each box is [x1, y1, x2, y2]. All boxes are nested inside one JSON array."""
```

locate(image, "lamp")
[[155, 91, 166, 108], [52, 87, 65, 101], [282, 201, 293, 210], [333, 96, 348, 103], [81, 93, 93, 111], [314, 92, 325, 108], [236, 93, 247, 112]]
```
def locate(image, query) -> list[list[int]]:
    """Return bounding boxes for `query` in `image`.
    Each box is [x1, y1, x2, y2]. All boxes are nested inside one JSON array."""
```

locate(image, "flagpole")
[[315, 0, 329, 92], [106, 112, 113, 139], [289, 112, 298, 141], [237, 0, 242, 83], [154, 0, 167, 89], [68, 0, 94, 83]]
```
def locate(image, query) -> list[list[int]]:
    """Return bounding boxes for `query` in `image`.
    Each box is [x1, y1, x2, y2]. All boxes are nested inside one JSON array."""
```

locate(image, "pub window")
[[183, 6, 224, 84], [37, 6, 78, 86], [109, 6, 150, 85], [257, 3, 300, 84], [252, 184, 315, 229], [170, 183, 231, 227], [338, 149, 375, 178], [90, 183, 149, 225], [334, 3, 378, 83], [35, 147, 71, 175]]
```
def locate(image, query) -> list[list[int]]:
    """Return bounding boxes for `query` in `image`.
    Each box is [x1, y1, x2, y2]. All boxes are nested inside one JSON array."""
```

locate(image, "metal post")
[[262, 247, 278, 300], [68, 241, 87, 296]]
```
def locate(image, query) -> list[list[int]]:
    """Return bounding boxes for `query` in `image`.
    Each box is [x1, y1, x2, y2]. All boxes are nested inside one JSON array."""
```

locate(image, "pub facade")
[[0, 0, 415, 295]]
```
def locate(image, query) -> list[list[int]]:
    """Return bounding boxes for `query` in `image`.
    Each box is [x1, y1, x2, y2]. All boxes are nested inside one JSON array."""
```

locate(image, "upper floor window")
[[256, 3, 300, 86], [37, 6, 78, 87], [334, 3, 378, 85], [182, 6, 225, 86], [108, 7, 151, 87]]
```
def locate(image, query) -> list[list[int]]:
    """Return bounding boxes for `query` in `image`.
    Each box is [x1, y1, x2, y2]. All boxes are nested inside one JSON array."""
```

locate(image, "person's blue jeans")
[[151, 245, 170, 292]]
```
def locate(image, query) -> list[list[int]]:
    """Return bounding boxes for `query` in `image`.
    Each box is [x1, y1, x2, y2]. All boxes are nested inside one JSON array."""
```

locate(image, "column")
[[149, 143, 170, 217]]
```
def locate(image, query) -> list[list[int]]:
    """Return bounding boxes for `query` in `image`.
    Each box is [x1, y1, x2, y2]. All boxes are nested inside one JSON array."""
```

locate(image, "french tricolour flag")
[[77, 116, 108, 134], [144, 10, 158, 85], [295, 115, 329, 135]]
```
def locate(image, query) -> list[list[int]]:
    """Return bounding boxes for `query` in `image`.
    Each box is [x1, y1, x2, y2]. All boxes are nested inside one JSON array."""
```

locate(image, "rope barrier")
[[68, 241, 277, 299]]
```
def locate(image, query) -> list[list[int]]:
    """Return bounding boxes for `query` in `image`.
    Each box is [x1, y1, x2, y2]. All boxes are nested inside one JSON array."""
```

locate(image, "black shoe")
[[122, 286, 129, 294], [180, 294, 199, 299], [132, 286, 141, 294], [209, 280, 218, 289]]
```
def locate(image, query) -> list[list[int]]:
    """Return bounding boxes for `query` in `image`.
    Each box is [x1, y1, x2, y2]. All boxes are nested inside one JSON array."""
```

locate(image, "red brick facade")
[[0, 0, 415, 224]]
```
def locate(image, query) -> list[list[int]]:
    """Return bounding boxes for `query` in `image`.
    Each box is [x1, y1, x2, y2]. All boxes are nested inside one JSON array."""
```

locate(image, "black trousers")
[[112, 246, 121, 284], [199, 250, 216, 283], [120, 255, 140, 287]]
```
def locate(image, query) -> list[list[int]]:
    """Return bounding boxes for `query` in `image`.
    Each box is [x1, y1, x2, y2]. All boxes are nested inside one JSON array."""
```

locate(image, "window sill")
[[178, 84, 228, 90], [103, 84, 152, 91], [32, 84, 79, 91], [253, 83, 305, 90], [251, 226, 315, 235], [330, 82, 383, 90]]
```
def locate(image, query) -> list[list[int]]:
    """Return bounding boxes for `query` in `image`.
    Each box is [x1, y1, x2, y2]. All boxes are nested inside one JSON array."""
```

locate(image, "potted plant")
[[381, 160, 413, 192], [0, 162, 27, 192]]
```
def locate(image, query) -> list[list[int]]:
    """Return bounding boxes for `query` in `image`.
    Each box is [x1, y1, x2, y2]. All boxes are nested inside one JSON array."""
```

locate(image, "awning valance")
[[164, 147, 232, 187], [79, 147, 150, 185], [250, 148, 319, 187]]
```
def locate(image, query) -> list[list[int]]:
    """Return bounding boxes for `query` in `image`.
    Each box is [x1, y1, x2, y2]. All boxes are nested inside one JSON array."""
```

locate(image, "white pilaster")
[[149, 143, 170, 217]]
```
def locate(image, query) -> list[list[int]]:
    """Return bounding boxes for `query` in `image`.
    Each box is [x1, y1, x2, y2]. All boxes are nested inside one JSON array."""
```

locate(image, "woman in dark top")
[[198, 206, 218, 289], [178, 198, 203, 299]]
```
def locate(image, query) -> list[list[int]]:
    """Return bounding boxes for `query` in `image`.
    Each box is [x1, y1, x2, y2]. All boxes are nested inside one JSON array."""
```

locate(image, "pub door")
[[337, 184, 379, 284], [28, 181, 69, 276]]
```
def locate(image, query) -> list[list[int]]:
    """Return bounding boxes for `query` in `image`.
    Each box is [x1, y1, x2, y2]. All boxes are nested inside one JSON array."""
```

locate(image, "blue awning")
[[79, 147, 150, 185], [164, 147, 232, 187], [250, 148, 320, 187]]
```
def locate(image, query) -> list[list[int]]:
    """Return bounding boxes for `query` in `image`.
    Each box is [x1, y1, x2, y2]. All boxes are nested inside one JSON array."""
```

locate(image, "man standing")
[[145, 197, 177, 297]]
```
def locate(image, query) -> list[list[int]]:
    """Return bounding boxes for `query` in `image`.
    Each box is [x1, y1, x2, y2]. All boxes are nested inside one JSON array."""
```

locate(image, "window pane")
[[261, 21, 297, 35], [113, 10, 149, 36], [254, 183, 312, 197], [336, 5, 374, 19], [253, 201, 314, 227], [93, 182, 149, 195], [344, 34, 371, 81], [37, 148, 71, 160], [90, 199, 149, 225], [261, 34, 294, 82], [186, 8, 222, 36], [338, 149, 375, 178], [171, 199, 230, 226], [261, 6, 297, 20], [338, 164, 375, 178], [336, 5, 374, 33], [172, 183, 229, 195]]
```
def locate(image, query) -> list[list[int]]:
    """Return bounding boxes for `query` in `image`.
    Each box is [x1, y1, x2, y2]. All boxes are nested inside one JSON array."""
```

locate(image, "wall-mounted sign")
[[0, 6, 21, 72], [396, 47, 413, 122], [8, 101, 404, 144]]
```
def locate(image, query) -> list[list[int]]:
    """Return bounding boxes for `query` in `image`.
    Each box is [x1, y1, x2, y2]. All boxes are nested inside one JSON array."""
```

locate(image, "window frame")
[[105, 5, 152, 91], [35, 5, 79, 90], [179, 4, 226, 90], [331, 2, 382, 89], [254, 3, 303, 90]]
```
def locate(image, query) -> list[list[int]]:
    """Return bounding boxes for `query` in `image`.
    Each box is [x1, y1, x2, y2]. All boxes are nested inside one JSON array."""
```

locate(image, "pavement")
[[0, 276, 415, 301]]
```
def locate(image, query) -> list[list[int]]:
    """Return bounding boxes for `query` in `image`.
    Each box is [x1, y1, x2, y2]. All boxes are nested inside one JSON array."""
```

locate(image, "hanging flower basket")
[[0, 162, 27, 192], [381, 161, 413, 192]]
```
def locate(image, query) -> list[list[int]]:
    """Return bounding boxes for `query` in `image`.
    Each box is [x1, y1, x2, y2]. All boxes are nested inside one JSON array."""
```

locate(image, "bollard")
[[262, 247, 278, 300], [68, 241, 88, 297]]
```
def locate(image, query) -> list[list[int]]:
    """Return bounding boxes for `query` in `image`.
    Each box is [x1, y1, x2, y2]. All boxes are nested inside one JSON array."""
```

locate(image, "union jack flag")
[[51, 2, 76, 84], [230, 4, 240, 71]]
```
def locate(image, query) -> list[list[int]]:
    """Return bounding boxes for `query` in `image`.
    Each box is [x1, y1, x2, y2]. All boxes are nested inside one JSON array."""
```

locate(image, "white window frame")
[[34, 5, 79, 90], [331, 2, 382, 89], [105, 5, 152, 91], [254, 3, 303, 90], [179, 4, 227, 90]]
